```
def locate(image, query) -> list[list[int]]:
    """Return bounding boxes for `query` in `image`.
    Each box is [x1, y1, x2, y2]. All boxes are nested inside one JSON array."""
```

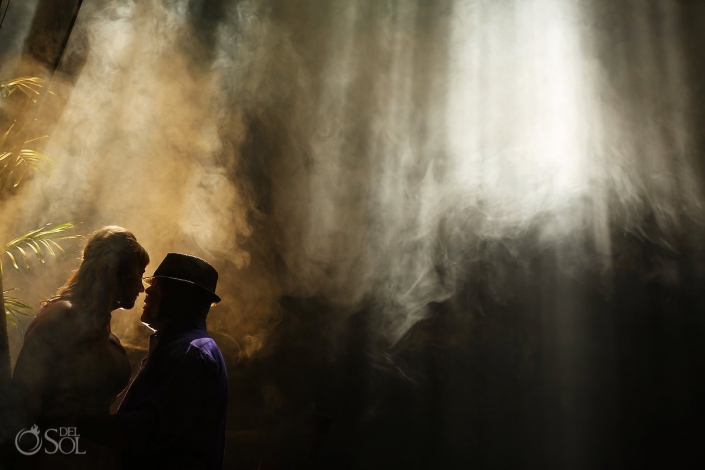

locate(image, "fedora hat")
[[144, 253, 221, 304]]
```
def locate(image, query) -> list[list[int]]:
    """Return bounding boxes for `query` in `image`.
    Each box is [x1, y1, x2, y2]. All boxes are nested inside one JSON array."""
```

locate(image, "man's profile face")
[[141, 279, 164, 329], [141, 278, 210, 330]]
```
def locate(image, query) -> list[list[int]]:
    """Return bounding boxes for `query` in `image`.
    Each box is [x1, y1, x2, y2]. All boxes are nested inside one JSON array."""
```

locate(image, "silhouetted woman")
[[10, 226, 149, 469]]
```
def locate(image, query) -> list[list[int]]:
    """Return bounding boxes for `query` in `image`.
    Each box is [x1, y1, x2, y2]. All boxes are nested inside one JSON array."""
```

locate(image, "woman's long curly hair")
[[40, 226, 149, 334]]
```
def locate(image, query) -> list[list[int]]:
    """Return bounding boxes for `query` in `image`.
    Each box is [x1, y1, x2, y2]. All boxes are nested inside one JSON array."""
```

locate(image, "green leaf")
[[28, 240, 45, 263], [47, 239, 66, 257], [0, 77, 44, 100], [3, 289, 32, 328], [1, 121, 16, 149], [39, 239, 55, 258], [16, 245, 29, 268], [5, 250, 18, 270], [12, 171, 25, 188], [4, 222, 81, 272]]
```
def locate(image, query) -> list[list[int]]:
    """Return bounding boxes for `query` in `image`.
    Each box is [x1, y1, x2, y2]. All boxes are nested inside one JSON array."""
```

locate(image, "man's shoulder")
[[187, 336, 225, 366], [170, 337, 227, 386], [157, 323, 225, 369]]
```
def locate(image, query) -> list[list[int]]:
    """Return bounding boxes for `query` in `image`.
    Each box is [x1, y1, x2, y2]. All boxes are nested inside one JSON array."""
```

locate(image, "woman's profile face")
[[117, 262, 146, 310]]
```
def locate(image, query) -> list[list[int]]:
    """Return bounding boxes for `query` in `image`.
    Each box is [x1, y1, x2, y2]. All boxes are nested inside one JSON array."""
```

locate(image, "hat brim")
[[143, 276, 221, 304]]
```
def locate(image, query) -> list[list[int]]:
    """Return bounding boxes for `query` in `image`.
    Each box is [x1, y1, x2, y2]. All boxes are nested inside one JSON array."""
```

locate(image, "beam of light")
[[446, 0, 702, 257], [448, 0, 597, 241]]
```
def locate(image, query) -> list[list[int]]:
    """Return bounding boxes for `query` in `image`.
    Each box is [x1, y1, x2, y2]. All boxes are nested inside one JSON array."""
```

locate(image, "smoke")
[[2, 0, 703, 358]]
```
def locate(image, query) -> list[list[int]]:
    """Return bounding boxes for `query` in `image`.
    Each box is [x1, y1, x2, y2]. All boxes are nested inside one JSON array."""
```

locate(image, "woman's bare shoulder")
[[25, 300, 77, 338]]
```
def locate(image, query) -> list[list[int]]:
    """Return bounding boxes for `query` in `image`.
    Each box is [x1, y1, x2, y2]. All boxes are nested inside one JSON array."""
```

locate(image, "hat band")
[[143, 275, 221, 304]]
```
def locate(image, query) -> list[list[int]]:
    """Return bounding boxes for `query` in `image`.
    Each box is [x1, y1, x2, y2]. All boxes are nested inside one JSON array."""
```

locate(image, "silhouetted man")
[[117, 253, 227, 470]]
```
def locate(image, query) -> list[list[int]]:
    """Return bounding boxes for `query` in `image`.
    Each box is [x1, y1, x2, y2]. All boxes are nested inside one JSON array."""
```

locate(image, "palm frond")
[[0, 145, 55, 189], [3, 289, 31, 328], [15, 148, 56, 179], [2, 222, 81, 274], [0, 121, 16, 151], [0, 75, 52, 190], [0, 77, 44, 101]]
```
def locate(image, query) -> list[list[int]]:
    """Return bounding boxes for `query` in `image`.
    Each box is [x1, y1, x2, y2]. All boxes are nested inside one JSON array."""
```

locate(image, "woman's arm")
[[11, 301, 74, 426]]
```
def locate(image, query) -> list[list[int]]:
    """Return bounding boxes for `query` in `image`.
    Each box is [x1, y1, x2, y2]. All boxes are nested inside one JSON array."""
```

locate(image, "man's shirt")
[[117, 317, 227, 470]]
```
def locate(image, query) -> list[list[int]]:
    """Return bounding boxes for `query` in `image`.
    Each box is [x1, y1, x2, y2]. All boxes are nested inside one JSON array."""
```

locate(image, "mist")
[[2, 0, 705, 468]]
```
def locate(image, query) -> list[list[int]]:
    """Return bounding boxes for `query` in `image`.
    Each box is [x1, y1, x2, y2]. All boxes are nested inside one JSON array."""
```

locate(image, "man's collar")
[[157, 315, 207, 338]]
